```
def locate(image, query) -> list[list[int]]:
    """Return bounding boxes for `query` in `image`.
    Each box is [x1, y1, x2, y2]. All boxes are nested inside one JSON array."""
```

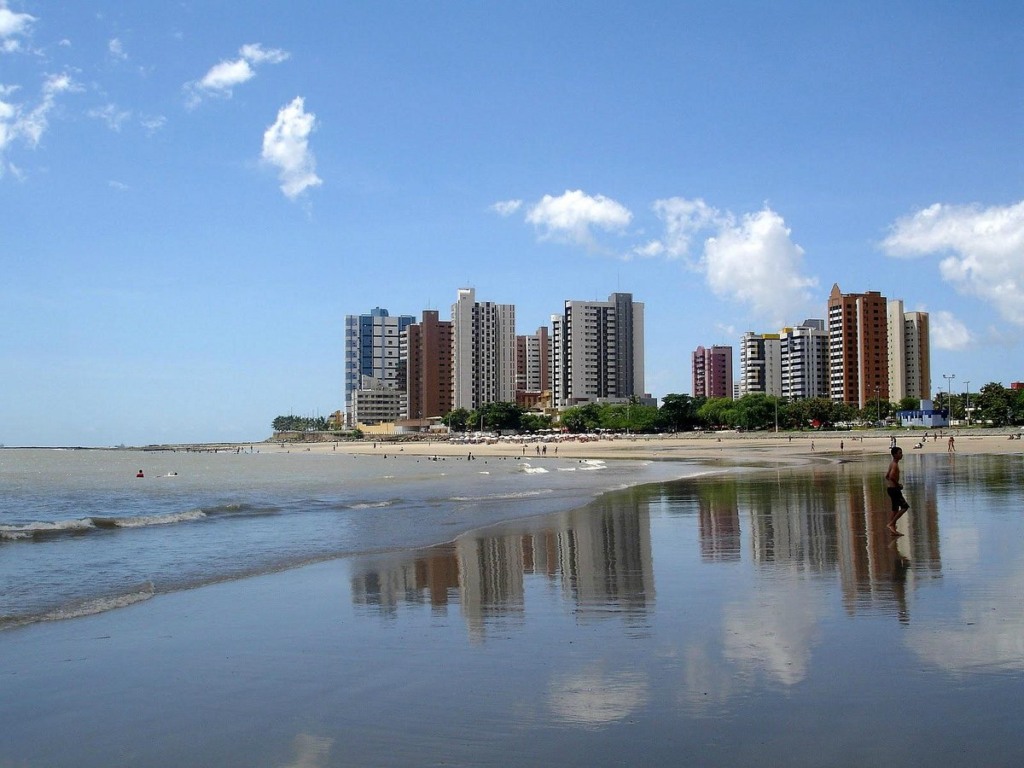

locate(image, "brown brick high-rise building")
[[403, 310, 454, 421], [827, 284, 889, 408]]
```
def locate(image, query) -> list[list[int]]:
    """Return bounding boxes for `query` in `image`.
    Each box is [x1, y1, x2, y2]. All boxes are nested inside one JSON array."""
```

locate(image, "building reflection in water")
[[350, 460, 946, 638], [350, 487, 655, 640], [683, 461, 942, 623]]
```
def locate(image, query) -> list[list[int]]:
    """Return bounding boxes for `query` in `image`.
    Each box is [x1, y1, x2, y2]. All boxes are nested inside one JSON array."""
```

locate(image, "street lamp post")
[[964, 380, 970, 426], [874, 386, 880, 425], [943, 373, 956, 424]]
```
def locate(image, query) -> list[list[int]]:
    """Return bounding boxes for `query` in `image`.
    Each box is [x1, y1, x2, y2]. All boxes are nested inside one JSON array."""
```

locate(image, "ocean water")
[[0, 447, 701, 629]]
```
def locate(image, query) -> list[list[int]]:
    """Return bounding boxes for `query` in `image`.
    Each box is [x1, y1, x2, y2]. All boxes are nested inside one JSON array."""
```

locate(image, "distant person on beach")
[[948, 435, 955, 452], [885, 446, 910, 535]]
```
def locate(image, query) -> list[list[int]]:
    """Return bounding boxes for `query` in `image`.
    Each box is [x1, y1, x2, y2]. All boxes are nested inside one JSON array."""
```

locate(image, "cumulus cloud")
[[0, 1, 35, 53], [499, 190, 818, 324], [929, 309, 974, 350], [490, 199, 522, 216], [703, 208, 818, 327], [186, 43, 290, 108], [637, 198, 817, 324], [525, 189, 632, 249], [881, 201, 1024, 325], [2, 72, 76, 175], [261, 96, 321, 200], [633, 197, 724, 261]]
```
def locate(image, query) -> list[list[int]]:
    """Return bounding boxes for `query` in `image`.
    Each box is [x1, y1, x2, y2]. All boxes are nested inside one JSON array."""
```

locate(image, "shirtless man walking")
[[886, 446, 910, 535]]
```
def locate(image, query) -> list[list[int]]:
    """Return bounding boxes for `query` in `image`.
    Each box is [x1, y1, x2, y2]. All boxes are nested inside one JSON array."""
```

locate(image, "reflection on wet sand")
[[350, 460, 953, 643], [673, 463, 943, 622], [351, 488, 655, 639]]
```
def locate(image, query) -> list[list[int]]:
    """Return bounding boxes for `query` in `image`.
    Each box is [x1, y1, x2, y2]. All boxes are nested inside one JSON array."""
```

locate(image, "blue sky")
[[2, 1, 1022, 447]]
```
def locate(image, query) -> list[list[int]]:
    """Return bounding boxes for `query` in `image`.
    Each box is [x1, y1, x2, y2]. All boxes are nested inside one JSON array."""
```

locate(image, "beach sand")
[[259, 428, 1024, 462]]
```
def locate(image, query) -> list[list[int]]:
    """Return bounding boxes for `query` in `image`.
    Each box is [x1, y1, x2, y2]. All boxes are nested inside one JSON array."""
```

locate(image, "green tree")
[[560, 403, 602, 433], [442, 408, 472, 432], [658, 393, 701, 432], [698, 397, 736, 429], [733, 394, 776, 430], [520, 412, 554, 433], [477, 401, 524, 432], [976, 382, 1012, 426], [860, 397, 893, 425]]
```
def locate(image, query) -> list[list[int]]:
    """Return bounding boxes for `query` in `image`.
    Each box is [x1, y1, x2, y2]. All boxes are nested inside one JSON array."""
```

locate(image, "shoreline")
[[6, 427, 1022, 461], [196, 428, 1023, 462]]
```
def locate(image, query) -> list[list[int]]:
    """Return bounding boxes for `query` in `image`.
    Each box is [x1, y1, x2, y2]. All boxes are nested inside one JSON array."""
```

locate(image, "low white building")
[[897, 399, 948, 428]]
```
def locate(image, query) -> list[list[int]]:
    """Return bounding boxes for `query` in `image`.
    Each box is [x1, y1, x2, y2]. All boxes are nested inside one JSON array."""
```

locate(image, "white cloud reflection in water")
[[721, 581, 824, 687], [547, 663, 648, 728], [909, 564, 1024, 675]]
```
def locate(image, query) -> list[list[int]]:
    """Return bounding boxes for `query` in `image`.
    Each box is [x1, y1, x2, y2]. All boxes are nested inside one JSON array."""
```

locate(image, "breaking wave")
[[0, 503, 276, 542]]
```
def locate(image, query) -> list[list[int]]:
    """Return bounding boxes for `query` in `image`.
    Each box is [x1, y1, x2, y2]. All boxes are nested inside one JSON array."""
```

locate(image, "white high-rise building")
[[550, 292, 644, 407], [739, 332, 782, 397], [516, 327, 548, 394], [780, 319, 829, 400], [887, 299, 931, 402], [451, 288, 516, 411]]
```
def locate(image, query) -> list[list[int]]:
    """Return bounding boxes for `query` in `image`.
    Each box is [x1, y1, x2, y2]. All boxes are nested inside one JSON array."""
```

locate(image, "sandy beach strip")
[[249, 429, 1024, 463]]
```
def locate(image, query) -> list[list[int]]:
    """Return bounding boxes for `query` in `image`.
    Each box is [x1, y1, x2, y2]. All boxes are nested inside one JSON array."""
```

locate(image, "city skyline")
[[2, 2, 1021, 446]]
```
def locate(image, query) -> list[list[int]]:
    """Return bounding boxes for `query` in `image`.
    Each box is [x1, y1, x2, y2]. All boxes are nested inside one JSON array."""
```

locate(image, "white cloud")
[[644, 196, 724, 261], [239, 43, 289, 65], [261, 96, 321, 200], [108, 37, 127, 61], [929, 309, 974, 350], [140, 115, 166, 135], [88, 103, 131, 131], [703, 208, 818, 327], [108, 180, 129, 191], [882, 201, 1024, 325], [501, 190, 818, 325], [0, 2, 35, 53], [525, 189, 632, 248], [200, 58, 254, 92], [186, 43, 290, 108], [2, 72, 76, 174], [490, 199, 522, 216]]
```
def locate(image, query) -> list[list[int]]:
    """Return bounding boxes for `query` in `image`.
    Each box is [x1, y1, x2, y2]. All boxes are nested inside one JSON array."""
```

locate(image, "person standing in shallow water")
[[886, 446, 911, 535]]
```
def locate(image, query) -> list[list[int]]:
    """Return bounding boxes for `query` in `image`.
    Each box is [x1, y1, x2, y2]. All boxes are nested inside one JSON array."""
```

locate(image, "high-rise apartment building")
[[887, 299, 931, 402], [780, 319, 829, 400], [550, 292, 644, 407], [739, 332, 782, 397], [516, 327, 549, 395], [451, 288, 516, 411], [345, 307, 415, 425], [827, 284, 889, 408], [402, 310, 454, 421], [692, 345, 733, 399]]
